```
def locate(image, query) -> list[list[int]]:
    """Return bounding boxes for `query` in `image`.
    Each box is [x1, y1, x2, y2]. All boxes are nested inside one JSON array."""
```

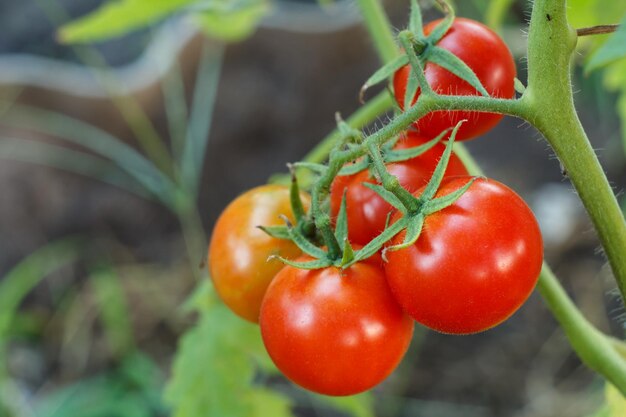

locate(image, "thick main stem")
[[525, 0, 626, 302]]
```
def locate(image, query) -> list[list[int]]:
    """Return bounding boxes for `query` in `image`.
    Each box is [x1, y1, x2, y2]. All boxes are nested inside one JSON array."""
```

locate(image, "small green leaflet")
[[361, 55, 409, 94], [586, 16, 626, 73]]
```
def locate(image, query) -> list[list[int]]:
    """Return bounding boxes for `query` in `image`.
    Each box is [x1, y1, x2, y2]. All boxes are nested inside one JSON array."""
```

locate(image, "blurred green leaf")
[[194, 0, 270, 41], [567, 1, 626, 32], [164, 299, 290, 417], [34, 352, 165, 417], [58, 0, 196, 43], [59, 0, 270, 44], [605, 382, 626, 416], [0, 105, 179, 209], [91, 267, 135, 358], [0, 137, 154, 200], [0, 240, 79, 348], [180, 43, 223, 195], [586, 18, 626, 73]]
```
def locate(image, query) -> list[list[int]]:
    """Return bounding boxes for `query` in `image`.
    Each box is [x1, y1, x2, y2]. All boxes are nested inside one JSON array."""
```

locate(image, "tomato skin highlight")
[[260, 258, 414, 396], [208, 185, 310, 323], [330, 132, 468, 245], [393, 18, 516, 141], [384, 177, 543, 334]]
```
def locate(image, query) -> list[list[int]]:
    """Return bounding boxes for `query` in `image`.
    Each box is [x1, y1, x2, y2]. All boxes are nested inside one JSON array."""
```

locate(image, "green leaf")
[[35, 352, 165, 417], [423, 177, 477, 215], [180, 43, 223, 195], [586, 17, 626, 73], [194, 0, 270, 42], [0, 137, 153, 200], [428, 46, 489, 96], [0, 240, 80, 348], [418, 124, 459, 203], [426, 2, 455, 44], [271, 256, 332, 270], [59, 0, 196, 43], [164, 302, 294, 417], [0, 105, 178, 209]]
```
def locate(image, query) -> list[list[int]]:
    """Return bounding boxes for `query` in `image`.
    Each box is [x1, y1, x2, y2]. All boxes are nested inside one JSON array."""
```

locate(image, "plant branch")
[[577, 24, 620, 37], [525, 0, 626, 303]]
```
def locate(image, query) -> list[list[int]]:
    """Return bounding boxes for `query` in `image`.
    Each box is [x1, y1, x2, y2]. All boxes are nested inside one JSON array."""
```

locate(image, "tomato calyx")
[[360, 0, 490, 110]]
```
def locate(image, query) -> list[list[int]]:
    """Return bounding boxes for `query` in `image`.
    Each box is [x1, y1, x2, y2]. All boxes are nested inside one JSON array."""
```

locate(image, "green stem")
[[537, 265, 626, 393], [525, 0, 626, 303], [355, 0, 399, 63]]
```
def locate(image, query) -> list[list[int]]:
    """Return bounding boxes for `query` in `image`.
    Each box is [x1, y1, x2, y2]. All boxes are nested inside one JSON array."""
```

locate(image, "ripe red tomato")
[[384, 177, 543, 334], [260, 258, 414, 396], [393, 17, 516, 141], [208, 185, 310, 323], [329, 132, 468, 245]]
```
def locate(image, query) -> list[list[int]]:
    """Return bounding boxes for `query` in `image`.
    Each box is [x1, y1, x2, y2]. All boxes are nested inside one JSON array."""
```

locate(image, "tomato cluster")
[[208, 16, 543, 397]]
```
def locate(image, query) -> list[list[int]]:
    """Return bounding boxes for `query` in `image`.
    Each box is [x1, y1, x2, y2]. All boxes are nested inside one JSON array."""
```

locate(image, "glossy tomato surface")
[[393, 18, 516, 140], [260, 258, 414, 396], [330, 132, 468, 245], [384, 177, 543, 334], [208, 185, 310, 323]]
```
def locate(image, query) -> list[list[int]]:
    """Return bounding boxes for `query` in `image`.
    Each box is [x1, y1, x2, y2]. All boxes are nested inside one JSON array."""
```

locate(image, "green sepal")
[[334, 191, 349, 247], [384, 128, 450, 163], [292, 162, 328, 174], [348, 217, 408, 267], [427, 0, 455, 44], [338, 158, 370, 176], [361, 55, 410, 102], [269, 255, 332, 270], [422, 177, 479, 215], [257, 225, 290, 240], [418, 121, 461, 203], [362, 183, 407, 212], [281, 216, 328, 259], [340, 240, 356, 267], [289, 166, 306, 222], [408, 0, 424, 37], [384, 214, 424, 253], [403, 65, 420, 110], [427, 46, 489, 97]]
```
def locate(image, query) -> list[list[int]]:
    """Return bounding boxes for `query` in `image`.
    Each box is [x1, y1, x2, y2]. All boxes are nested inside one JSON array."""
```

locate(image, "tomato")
[[393, 18, 516, 141], [329, 131, 468, 245], [384, 177, 543, 334], [260, 257, 414, 396], [208, 185, 310, 323]]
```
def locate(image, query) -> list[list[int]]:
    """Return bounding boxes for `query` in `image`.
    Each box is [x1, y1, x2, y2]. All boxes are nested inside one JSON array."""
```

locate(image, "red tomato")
[[329, 132, 468, 245], [384, 177, 543, 334], [393, 18, 516, 141], [208, 185, 310, 323], [260, 258, 414, 396]]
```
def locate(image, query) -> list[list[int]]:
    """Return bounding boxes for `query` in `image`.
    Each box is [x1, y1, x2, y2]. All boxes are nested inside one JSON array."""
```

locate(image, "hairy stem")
[[525, 0, 626, 303]]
